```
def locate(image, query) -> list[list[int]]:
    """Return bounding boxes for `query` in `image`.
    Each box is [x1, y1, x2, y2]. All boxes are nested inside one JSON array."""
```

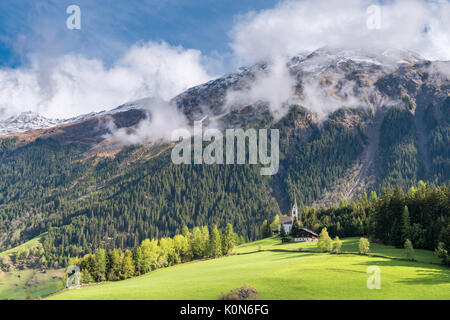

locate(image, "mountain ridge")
[[2, 47, 448, 136]]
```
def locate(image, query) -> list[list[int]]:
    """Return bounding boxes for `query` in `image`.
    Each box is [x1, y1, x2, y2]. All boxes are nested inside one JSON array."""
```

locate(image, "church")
[[278, 196, 318, 242]]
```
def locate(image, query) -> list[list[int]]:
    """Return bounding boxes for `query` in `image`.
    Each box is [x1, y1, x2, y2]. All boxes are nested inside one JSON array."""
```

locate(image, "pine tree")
[[94, 248, 106, 282], [200, 226, 210, 257], [260, 220, 272, 238], [404, 239, 414, 261], [280, 223, 286, 237], [435, 242, 449, 266], [106, 249, 124, 281], [401, 206, 411, 243], [290, 217, 300, 237], [133, 246, 145, 276]]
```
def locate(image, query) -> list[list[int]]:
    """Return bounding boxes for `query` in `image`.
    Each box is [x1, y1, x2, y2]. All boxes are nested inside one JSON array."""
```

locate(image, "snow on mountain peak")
[[0, 47, 437, 136], [288, 47, 423, 74], [0, 98, 154, 136], [0, 111, 65, 135]]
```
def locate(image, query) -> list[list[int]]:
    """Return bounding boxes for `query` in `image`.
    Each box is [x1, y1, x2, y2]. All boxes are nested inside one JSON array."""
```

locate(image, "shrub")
[[435, 242, 449, 266], [333, 236, 342, 254], [220, 285, 259, 300], [359, 238, 370, 255], [404, 239, 415, 261], [0, 255, 12, 270], [318, 227, 332, 252]]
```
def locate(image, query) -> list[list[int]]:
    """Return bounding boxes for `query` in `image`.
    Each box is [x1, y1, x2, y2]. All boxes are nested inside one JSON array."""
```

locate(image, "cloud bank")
[[0, 0, 449, 138], [0, 41, 213, 119], [219, 0, 450, 121], [225, 56, 297, 120], [102, 97, 191, 146], [229, 0, 450, 65]]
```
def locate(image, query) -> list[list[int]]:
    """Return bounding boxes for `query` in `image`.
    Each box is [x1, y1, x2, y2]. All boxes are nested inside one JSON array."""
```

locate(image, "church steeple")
[[291, 195, 298, 224]]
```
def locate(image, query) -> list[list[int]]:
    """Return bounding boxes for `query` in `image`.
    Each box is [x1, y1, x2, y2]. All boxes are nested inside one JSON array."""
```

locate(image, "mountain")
[[0, 98, 155, 136], [0, 48, 448, 265], [0, 111, 65, 135]]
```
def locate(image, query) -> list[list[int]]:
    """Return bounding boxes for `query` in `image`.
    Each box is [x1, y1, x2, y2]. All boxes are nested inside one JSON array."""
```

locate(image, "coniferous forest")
[[0, 99, 448, 268]]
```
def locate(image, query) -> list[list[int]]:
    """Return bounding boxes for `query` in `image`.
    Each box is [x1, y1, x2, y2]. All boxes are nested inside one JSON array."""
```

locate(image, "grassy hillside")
[[0, 234, 45, 256], [48, 237, 449, 300], [1, 103, 448, 266], [0, 269, 64, 300], [0, 233, 65, 300], [236, 237, 442, 264]]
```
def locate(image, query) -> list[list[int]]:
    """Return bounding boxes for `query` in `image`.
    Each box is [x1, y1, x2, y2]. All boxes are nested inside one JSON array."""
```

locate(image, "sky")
[[0, 0, 448, 119], [0, 0, 278, 69]]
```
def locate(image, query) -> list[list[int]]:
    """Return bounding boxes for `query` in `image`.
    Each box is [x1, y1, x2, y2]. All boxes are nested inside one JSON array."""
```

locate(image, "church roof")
[[279, 215, 292, 224]]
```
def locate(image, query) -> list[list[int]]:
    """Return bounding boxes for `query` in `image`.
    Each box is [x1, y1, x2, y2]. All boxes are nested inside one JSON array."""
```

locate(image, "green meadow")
[[0, 233, 46, 256], [48, 237, 449, 300], [0, 269, 64, 300], [0, 233, 65, 300]]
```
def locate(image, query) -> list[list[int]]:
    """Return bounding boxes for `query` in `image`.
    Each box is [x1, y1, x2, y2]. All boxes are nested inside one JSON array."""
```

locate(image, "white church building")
[[278, 196, 318, 241], [279, 196, 299, 234]]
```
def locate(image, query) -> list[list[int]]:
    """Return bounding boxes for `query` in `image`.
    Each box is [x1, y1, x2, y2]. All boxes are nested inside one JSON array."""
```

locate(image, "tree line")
[[68, 224, 243, 283], [262, 182, 449, 264]]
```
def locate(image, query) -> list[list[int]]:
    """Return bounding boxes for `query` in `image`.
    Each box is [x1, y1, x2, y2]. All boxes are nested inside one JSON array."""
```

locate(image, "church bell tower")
[[291, 195, 299, 224]]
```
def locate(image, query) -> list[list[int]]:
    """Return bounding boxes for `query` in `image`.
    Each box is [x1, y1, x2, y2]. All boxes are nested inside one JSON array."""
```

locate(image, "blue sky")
[[0, 0, 447, 119], [0, 0, 278, 69]]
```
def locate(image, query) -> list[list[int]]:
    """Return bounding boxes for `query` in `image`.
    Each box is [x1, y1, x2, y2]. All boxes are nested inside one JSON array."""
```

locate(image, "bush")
[[359, 238, 370, 255], [435, 242, 449, 266], [318, 227, 332, 252], [404, 239, 415, 261], [333, 236, 342, 254], [0, 255, 12, 271], [220, 285, 259, 300]]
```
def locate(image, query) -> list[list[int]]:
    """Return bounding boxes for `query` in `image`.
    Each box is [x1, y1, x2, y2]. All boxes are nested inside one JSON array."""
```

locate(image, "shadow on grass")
[[236, 249, 317, 260], [272, 252, 316, 261], [355, 259, 450, 285]]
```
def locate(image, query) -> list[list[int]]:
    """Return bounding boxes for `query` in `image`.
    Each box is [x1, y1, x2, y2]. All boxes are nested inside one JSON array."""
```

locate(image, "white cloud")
[[0, 41, 213, 119], [103, 97, 190, 145], [1, 0, 449, 131], [225, 56, 297, 119], [229, 0, 450, 65]]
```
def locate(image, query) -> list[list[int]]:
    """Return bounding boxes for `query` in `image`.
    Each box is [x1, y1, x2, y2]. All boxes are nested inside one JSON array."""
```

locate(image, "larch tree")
[[209, 226, 223, 258]]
